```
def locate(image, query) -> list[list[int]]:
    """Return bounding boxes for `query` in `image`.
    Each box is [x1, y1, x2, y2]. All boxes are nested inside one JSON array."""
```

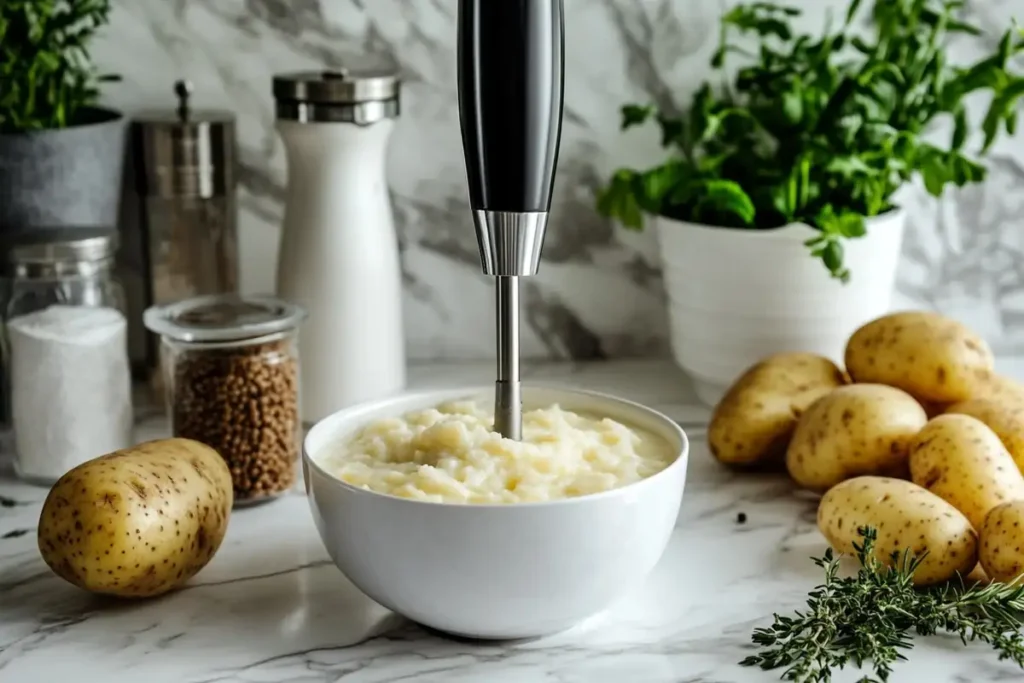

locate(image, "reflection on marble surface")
[[94, 0, 1024, 359], [2, 360, 1022, 682]]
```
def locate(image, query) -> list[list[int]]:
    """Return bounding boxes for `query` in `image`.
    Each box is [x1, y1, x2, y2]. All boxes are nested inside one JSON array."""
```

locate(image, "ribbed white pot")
[[657, 211, 906, 407]]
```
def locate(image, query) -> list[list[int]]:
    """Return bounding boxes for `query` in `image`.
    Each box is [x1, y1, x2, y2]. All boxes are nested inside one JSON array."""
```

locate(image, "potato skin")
[[926, 374, 1024, 416], [786, 384, 927, 492], [946, 398, 1024, 474], [709, 353, 846, 467], [971, 373, 1024, 405], [818, 476, 978, 586], [920, 400, 950, 419], [963, 562, 992, 585], [844, 311, 993, 403], [908, 414, 1024, 530], [980, 501, 1024, 583], [38, 438, 233, 598]]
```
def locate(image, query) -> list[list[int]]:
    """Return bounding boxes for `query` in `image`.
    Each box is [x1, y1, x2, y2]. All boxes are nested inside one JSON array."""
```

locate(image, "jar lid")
[[144, 294, 306, 343], [1, 226, 119, 266], [273, 68, 400, 105], [134, 81, 236, 126], [132, 80, 236, 198]]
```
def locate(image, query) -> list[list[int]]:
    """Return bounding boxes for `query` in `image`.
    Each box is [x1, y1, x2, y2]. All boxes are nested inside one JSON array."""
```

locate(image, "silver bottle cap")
[[273, 68, 401, 124]]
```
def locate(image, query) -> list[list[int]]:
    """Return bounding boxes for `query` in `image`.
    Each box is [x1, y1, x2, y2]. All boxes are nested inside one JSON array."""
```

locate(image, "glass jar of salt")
[[1, 227, 133, 485]]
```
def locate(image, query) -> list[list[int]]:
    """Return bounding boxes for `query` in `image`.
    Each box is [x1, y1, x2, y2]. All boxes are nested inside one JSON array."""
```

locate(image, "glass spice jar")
[[1, 227, 133, 485], [144, 294, 306, 505]]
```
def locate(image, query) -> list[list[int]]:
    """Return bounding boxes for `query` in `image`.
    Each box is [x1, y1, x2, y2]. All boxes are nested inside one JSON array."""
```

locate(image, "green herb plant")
[[597, 0, 1024, 281], [742, 527, 1024, 682], [0, 0, 119, 133]]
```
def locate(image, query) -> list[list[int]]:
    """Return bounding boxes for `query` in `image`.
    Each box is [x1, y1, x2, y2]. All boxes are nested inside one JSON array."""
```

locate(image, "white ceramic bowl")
[[302, 385, 689, 640]]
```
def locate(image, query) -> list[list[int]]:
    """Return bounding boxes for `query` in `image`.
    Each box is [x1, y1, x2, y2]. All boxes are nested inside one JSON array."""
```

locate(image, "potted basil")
[[598, 0, 1024, 406], [0, 0, 124, 229]]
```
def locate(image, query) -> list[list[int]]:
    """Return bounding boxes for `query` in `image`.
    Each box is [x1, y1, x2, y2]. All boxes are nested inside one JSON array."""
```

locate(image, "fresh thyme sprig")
[[741, 527, 1024, 683]]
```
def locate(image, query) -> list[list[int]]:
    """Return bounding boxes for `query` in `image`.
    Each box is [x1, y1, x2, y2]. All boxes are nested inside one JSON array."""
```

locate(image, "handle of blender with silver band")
[[457, 0, 565, 440], [457, 0, 565, 275]]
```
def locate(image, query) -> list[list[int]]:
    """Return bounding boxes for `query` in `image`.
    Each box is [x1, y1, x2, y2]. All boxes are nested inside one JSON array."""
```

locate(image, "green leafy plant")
[[597, 0, 1024, 281], [0, 0, 119, 133], [742, 527, 1024, 682]]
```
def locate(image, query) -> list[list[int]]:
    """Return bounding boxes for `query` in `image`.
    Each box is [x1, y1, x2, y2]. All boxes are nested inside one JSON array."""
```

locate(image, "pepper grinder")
[[126, 79, 238, 384], [457, 0, 565, 439]]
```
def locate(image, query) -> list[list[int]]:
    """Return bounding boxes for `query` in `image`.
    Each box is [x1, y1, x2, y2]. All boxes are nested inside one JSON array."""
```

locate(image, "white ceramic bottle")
[[273, 69, 405, 423]]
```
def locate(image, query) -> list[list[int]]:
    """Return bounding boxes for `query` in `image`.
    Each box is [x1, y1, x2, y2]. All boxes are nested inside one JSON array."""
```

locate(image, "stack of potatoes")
[[709, 311, 1024, 586]]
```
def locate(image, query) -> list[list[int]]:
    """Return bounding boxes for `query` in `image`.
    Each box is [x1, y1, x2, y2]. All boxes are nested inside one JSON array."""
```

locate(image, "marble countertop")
[[3, 359, 1024, 683]]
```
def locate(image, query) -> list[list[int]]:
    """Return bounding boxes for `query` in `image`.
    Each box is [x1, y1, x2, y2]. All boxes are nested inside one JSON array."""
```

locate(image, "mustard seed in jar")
[[144, 295, 307, 505]]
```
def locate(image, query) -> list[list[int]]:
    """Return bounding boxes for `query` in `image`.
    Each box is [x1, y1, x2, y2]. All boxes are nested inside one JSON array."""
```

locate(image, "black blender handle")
[[457, 0, 565, 214]]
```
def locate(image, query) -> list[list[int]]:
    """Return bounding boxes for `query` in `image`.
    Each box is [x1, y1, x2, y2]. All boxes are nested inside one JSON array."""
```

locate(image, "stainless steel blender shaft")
[[457, 0, 566, 439], [476, 210, 546, 439], [495, 275, 521, 439]]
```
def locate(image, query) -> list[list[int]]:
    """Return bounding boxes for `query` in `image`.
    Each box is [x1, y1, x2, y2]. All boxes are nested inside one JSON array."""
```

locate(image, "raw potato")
[[971, 372, 1024, 405], [964, 562, 992, 585], [908, 414, 1024, 530], [786, 384, 927, 492], [921, 374, 1024, 416], [979, 500, 1024, 583], [818, 476, 978, 586], [709, 353, 846, 467], [37, 438, 233, 598], [844, 311, 993, 403], [920, 400, 950, 420], [945, 398, 1024, 473]]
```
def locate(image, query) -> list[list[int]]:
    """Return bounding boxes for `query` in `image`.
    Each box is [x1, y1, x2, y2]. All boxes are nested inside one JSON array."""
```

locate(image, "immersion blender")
[[457, 0, 565, 440]]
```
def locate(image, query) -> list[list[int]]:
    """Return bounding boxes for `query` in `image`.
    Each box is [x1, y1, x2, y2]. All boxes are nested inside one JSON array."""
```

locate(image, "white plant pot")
[[657, 211, 906, 407]]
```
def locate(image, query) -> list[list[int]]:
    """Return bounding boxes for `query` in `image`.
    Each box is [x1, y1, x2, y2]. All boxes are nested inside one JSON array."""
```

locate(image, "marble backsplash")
[[95, 0, 1024, 359]]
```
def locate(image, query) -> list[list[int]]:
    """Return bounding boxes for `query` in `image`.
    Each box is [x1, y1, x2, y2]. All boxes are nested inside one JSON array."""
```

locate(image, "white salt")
[[8, 305, 133, 482]]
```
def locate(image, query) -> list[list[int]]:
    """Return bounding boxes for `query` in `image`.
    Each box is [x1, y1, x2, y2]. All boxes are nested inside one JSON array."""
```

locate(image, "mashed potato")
[[318, 400, 676, 504]]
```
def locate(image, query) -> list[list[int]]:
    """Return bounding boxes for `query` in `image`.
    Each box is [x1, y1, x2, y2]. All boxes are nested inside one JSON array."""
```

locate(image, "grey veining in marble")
[[3, 360, 1024, 682], [92, 0, 1024, 360]]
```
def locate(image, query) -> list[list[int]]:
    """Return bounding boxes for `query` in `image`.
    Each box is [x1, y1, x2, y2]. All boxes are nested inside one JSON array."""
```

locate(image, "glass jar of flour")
[[1, 227, 133, 485]]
